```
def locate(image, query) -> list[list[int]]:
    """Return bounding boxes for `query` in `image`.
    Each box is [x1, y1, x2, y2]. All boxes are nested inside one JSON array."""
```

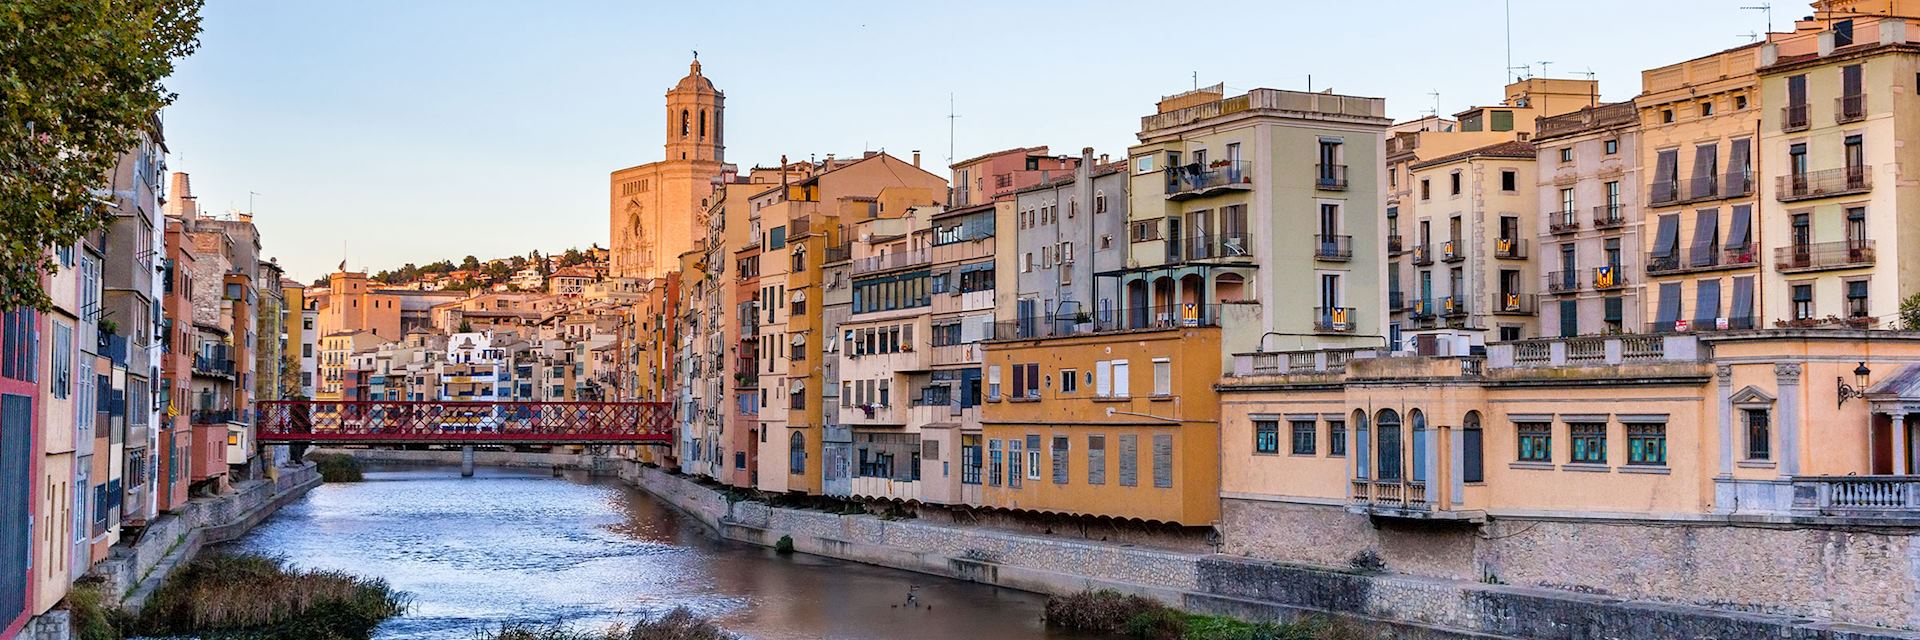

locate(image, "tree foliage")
[[1900, 293, 1920, 331], [0, 0, 204, 310]]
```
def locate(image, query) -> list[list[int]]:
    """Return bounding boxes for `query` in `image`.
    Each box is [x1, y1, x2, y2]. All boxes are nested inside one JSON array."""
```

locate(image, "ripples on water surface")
[[228, 465, 1078, 639]]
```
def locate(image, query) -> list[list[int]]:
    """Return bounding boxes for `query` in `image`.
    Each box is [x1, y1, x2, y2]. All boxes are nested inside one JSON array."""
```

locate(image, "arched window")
[[1375, 409, 1402, 481], [1463, 411, 1484, 483], [680, 109, 690, 137], [1409, 409, 1427, 484], [789, 431, 805, 475], [699, 110, 707, 139]]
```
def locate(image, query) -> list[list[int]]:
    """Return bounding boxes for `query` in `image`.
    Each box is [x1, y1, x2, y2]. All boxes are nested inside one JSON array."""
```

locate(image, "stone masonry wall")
[[1222, 498, 1920, 632]]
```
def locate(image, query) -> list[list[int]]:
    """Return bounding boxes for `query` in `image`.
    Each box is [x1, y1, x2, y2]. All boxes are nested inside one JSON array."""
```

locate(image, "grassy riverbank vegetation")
[[1045, 590, 1374, 640], [138, 552, 407, 639], [479, 608, 737, 640], [309, 452, 366, 482]]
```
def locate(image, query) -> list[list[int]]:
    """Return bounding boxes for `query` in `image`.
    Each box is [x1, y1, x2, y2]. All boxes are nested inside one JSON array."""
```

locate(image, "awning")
[[1656, 282, 1682, 324], [1652, 215, 1680, 258], [1694, 278, 1721, 324], [1731, 277, 1755, 322], [1728, 205, 1752, 249], [1689, 209, 1719, 267]]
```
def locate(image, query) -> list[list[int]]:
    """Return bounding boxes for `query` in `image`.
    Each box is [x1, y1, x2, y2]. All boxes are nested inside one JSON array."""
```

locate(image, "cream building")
[[609, 57, 733, 279]]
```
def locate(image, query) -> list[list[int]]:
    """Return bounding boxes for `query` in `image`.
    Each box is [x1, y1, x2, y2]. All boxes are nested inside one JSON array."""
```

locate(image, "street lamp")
[[1838, 361, 1872, 408]]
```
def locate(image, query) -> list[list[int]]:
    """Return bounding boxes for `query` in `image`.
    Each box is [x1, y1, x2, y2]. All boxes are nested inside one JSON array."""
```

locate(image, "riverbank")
[[615, 460, 1920, 640], [19, 463, 323, 640]]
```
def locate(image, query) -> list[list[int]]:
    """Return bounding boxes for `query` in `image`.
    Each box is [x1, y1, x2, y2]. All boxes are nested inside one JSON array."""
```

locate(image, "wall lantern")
[[1838, 361, 1872, 408]]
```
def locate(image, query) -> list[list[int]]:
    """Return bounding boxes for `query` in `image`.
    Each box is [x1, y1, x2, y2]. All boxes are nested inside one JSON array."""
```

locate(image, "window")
[[1060, 368, 1078, 393], [1051, 436, 1069, 484], [1254, 419, 1280, 454], [1735, 95, 1748, 110], [1661, 109, 1674, 123], [988, 439, 1003, 486], [1516, 422, 1551, 462], [1087, 435, 1106, 485], [1699, 100, 1713, 117], [1569, 422, 1607, 464], [50, 320, 71, 399], [789, 432, 806, 475], [1558, 148, 1573, 163], [1290, 419, 1317, 455], [1007, 438, 1023, 488], [1118, 434, 1138, 486], [1744, 409, 1771, 460], [1111, 360, 1130, 397], [1462, 414, 1484, 482], [1328, 420, 1346, 457], [1627, 424, 1666, 466], [1420, 178, 1431, 200], [1025, 434, 1042, 480], [1375, 410, 1403, 481], [1847, 280, 1870, 318], [1604, 139, 1619, 155], [1152, 434, 1174, 488], [1152, 358, 1171, 396], [1792, 284, 1814, 321], [1094, 191, 1108, 214], [1449, 171, 1461, 196]]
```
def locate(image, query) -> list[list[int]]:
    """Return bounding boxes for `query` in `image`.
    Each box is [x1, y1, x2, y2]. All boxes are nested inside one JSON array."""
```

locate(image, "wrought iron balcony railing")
[[1783, 104, 1810, 132], [1592, 205, 1625, 229], [1164, 161, 1252, 199], [1314, 235, 1352, 261], [1315, 164, 1348, 191], [1777, 167, 1871, 202], [1836, 94, 1866, 123], [1313, 307, 1358, 333], [1774, 240, 1875, 273], [1548, 209, 1580, 234], [1495, 237, 1527, 260]]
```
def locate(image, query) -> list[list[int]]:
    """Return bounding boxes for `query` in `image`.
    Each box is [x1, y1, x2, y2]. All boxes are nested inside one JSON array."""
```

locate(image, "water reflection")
[[227, 465, 1078, 639]]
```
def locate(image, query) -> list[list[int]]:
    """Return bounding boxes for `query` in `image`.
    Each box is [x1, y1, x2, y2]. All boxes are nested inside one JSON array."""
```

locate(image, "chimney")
[[1099, 153, 1110, 165], [912, 150, 921, 167]]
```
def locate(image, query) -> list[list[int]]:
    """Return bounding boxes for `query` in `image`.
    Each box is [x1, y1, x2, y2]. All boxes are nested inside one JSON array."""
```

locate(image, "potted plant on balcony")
[[1208, 159, 1231, 169]]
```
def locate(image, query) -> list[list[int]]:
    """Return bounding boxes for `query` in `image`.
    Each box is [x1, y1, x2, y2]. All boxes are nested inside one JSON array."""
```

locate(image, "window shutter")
[[1153, 359, 1172, 396], [986, 365, 1001, 401], [1152, 434, 1174, 488], [1118, 435, 1138, 487], [1095, 361, 1111, 397], [1112, 360, 1130, 397], [1087, 435, 1106, 485], [1051, 436, 1069, 484]]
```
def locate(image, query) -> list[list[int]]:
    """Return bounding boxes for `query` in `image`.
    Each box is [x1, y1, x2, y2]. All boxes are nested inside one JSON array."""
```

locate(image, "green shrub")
[[1123, 607, 1187, 640], [65, 582, 130, 640], [136, 552, 407, 640], [1046, 590, 1378, 640], [309, 453, 365, 483], [478, 608, 736, 640]]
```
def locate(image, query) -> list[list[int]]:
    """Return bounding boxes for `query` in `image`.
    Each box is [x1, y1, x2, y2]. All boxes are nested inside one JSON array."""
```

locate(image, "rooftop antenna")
[[1742, 4, 1773, 35], [946, 93, 959, 167], [1508, 64, 1532, 80], [1536, 61, 1554, 78], [248, 191, 260, 215], [1738, 30, 1762, 43], [1504, 0, 1513, 82], [1581, 68, 1598, 106], [1192, 71, 1198, 92]]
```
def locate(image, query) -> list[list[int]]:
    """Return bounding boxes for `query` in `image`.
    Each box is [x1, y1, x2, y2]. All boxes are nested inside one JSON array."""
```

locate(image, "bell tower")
[[664, 56, 724, 163]]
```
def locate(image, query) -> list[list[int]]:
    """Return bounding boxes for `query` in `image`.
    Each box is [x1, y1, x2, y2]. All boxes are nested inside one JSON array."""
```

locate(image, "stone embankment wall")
[[1221, 498, 1920, 633], [622, 461, 1920, 640]]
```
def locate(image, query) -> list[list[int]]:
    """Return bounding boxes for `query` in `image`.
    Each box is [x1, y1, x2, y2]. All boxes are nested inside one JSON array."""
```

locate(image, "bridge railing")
[[257, 400, 674, 443]]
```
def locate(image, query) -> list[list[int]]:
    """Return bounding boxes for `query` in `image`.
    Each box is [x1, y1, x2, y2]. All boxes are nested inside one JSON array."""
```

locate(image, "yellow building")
[[609, 57, 730, 279], [979, 323, 1224, 525], [1637, 44, 1764, 333]]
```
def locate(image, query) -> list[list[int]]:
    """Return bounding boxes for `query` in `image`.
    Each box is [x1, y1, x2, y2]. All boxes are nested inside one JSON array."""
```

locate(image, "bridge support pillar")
[[461, 446, 476, 478]]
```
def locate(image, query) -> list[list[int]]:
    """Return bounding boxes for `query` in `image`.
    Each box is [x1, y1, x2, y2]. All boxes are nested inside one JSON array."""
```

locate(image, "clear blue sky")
[[161, 0, 1784, 283]]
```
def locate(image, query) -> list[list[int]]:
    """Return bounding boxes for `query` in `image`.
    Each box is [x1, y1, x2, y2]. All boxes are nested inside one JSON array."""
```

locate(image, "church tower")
[[664, 57, 724, 163], [608, 56, 732, 279]]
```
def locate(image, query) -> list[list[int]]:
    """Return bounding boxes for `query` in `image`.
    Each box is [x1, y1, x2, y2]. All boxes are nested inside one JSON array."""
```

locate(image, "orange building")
[[610, 57, 731, 279]]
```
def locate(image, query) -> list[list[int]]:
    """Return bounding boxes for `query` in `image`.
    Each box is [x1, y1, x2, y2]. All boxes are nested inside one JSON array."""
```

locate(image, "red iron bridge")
[[257, 401, 674, 445]]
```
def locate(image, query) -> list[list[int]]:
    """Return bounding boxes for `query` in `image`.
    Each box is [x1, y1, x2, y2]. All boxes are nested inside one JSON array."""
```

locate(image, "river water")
[[226, 465, 1084, 639]]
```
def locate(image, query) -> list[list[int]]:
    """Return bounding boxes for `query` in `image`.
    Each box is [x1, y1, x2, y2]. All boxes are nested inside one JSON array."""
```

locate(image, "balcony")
[[990, 304, 1222, 341], [192, 354, 236, 378], [1165, 232, 1253, 262], [1650, 172, 1754, 206], [1836, 94, 1866, 123], [1313, 307, 1358, 333], [1774, 240, 1875, 273], [1439, 295, 1469, 318], [1388, 290, 1405, 311], [1493, 334, 1701, 368], [1164, 161, 1251, 200], [1491, 292, 1536, 315], [1592, 265, 1629, 291], [1387, 235, 1405, 256], [1783, 104, 1810, 132], [1548, 209, 1580, 234], [1494, 237, 1527, 260], [1777, 167, 1871, 202], [1350, 479, 1429, 513], [1440, 240, 1464, 263], [1411, 245, 1434, 266], [1314, 235, 1352, 261], [1648, 246, 1757, 276], [190, 408, 240, 425], [1592, 205, 1625, 229], [849, 249, 930, 275], [1315, 164, 1348, 191], [1545, 270, 1582, 294], [1408, 298, 1435, 320], [1791, 476, 1920, 520], [824, 242, 853, 264]]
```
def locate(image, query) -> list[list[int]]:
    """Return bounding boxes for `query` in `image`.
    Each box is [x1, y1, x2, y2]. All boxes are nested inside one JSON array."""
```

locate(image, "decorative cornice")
[[1775, 362, 1803, 383]]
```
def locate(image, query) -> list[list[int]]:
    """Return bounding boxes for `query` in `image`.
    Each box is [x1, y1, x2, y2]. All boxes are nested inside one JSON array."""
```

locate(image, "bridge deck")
[[256, 400, 673, 445]]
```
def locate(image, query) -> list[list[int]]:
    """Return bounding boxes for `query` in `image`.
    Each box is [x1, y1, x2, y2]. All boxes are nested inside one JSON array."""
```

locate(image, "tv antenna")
[[1741, 4, 1773, 35], [1508, 64, 1532, 80], [946, 93, 960, 167], [1738, 31, 1761, 43], [1536, 61, 1554, 78], [1425, 90, 1441, 120]]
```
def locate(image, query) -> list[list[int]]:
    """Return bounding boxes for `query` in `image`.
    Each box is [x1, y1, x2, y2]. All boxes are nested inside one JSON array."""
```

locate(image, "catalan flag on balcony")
[[1595, 265, 1616, 289]]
